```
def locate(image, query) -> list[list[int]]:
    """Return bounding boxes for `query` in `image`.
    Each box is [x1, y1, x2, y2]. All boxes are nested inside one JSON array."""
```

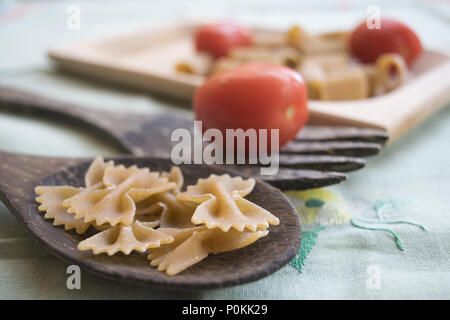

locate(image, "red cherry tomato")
[[349, 18, 422, 67], [194, 63, 309, 151], [194, 22, 252, 58]]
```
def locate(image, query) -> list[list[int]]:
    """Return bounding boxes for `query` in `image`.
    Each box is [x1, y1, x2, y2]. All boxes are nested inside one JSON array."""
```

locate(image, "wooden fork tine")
[[278, 154, 365, 172], [297, 126, 389, 144], [226, 165, 347, 191], [280, 140, 382, 157], [262, 170, 347, 190]]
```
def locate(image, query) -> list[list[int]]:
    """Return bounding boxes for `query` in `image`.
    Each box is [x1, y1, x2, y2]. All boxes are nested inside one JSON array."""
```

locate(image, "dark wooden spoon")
[[0, 151, 300, 290], [0, 85, 389, 190]]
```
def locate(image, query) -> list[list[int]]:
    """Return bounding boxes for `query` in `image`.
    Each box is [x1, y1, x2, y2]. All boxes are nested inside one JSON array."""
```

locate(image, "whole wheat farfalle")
[[177, 174, 279, 232], [35, 158, 278, 276], [62, 165, 176, 226], [148, 227, 268, 275]]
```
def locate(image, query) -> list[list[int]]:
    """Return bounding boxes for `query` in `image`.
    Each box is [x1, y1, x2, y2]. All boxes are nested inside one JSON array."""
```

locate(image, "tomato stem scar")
[[286, 105, 295, 120]]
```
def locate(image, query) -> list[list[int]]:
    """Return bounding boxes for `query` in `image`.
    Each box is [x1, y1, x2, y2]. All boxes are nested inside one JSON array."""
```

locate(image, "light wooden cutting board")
[[48, 22, 450, 143]]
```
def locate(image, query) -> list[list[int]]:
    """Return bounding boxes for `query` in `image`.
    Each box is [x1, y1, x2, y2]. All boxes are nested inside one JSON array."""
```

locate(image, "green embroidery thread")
[[356, 218, 427, 231], [350, 199, 427, 251], [373, 199, 399, 219], [290, 226, 325, 273], [351, 219, 404, 251]]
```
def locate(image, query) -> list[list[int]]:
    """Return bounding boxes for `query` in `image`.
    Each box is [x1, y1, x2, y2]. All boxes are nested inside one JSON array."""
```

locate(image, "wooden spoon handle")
[[0, 152, 79, 216], [0, 85, 386, 154], [0, 85, 148, 150], [0, 86, 386, 158], [0, 86, 107, 125]]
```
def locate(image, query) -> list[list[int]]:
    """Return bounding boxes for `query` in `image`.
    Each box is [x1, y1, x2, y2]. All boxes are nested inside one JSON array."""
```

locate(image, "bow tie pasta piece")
[[136, 201, 165, 216], [34, 158, 114, 234], [178, 174, 279, 232], [179, 174, 255, 203], [135, 201, 164, 228], [78, 221, 174, 255], [84, 157, 114, 188], [63, 166, 176, 226], [161, 166, 184, 193], [101, 164, 138, 188], [92, 212, 161, 232], [35, 186, 92, 234], [147, 226, 207, 267], [136, 192, 196, 228], [135, 206, 161, 229], [204, 228, 269, 253], [149, 227, 268, 276], [188, 194, 278, 231], [114, 166, 177, 203]]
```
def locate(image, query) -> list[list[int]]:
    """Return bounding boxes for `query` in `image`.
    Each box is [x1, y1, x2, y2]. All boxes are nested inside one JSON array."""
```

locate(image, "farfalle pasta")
[[35, 186, 91, 234], [35, 158, 278, 276], [35, 157, 114, 234], [178, 174, 279, 232], [149, 227, 268, 276], [78, 221, 173, 255], [63, 165, 176, 226], [136, 191, 196, 229], [84, 157, 114, 188], [161, 166, 184, 193]]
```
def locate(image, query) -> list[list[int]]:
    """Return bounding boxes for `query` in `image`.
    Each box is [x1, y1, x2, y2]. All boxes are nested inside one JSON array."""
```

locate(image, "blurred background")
[[1, 0, 449, 156]]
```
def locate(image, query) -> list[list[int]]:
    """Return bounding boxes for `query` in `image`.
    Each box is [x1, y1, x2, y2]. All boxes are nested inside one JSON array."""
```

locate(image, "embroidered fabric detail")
[[290, 226, 325, 273]]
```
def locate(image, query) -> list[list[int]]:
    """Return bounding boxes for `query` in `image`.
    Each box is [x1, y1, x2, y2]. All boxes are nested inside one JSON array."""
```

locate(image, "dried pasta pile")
[[35, 158, 279, 275], [176, 25, 408, 100]]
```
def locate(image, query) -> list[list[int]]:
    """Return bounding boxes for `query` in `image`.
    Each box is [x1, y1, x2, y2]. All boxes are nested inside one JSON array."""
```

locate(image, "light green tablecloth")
[[0, 0, 449, 299]]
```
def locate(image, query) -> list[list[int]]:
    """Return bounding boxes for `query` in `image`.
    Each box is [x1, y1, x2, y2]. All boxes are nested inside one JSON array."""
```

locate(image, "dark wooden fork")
[[0, 86, 388, 190]]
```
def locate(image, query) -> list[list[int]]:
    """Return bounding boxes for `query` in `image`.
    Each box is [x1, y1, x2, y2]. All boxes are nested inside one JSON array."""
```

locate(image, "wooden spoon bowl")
[[1, 152, 300, 290]]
